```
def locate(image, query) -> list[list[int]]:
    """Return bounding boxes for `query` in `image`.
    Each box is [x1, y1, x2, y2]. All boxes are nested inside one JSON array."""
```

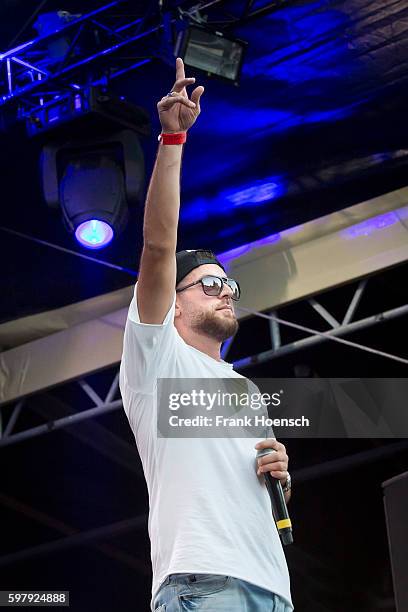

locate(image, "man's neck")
[[180, 329, 222, 362]]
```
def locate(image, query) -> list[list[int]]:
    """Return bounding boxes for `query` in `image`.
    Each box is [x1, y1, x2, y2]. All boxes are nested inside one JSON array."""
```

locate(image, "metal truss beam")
[[2, 272, 408, 448], [342, 279, 367, 325], [2, 191, 407, 406], [236, 303, 408, 368], [234, 276, 408, 369], [0, 370, 126, 448], [0, 398, 122, 448], [1, 1, 123, 105], [31, 391, 144, 478], [2, 400, 23, 437], [1, 192, 408, 442], [0, 368, 144, 483], [269, 310, 281, 350], [0, 0, 227, 118], [0, 3, 157, 113], [308, 298, 340, 328]]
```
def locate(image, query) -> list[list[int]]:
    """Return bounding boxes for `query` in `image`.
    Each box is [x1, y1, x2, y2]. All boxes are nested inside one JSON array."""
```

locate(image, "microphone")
[[257, 448, 293, 545]]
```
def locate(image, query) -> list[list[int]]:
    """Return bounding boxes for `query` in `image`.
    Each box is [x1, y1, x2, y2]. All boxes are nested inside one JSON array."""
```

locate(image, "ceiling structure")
[[1, 2, 408, 611], [0, 0, 407, 321]]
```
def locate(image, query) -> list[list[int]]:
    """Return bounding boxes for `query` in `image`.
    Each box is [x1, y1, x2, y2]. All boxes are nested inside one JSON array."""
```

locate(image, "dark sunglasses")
[[176, 275, 241, 301]]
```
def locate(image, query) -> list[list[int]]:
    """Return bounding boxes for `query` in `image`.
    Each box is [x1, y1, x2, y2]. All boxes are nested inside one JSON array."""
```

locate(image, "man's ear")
[[175, 297, 181, 318]]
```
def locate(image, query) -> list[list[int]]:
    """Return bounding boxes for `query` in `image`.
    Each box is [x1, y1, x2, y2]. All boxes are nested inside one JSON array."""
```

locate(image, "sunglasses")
[[176, 275, 241, 301]]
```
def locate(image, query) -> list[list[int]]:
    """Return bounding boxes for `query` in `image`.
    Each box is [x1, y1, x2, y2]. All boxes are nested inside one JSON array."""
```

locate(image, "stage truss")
[[1, 267, 408, 573], [0, 0, 287, 121], [1, 269, 407, 449]]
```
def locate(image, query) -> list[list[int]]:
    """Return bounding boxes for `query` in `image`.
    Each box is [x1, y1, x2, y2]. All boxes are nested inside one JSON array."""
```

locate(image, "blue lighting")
[[75, 219, 114, 249], [218, 232, 281, 267], [340, 213, 399, 240], [243, 2, 353, 86], [215, 210, 401, 271], [182, 175, 286, 223], [226, 180, 282, 206]]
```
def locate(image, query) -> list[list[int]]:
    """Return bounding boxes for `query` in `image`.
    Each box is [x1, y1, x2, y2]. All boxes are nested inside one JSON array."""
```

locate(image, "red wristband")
[[159, 132, 187, 145]]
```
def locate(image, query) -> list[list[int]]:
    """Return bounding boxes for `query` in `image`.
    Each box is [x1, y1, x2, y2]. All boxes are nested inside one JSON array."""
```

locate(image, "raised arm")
[[137, 58, 204, 324]]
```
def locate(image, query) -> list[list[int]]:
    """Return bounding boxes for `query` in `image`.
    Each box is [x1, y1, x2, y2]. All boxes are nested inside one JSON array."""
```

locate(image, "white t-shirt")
[[119, 283, 293, 611]]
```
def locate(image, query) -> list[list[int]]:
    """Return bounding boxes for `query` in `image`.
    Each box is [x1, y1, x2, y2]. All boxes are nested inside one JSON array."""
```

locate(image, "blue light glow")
[[197, 100, 352, 140], [340, 213, 399, 239], [226, 181, 281, 206], [215, 210, 402, 271], [182, 175, 286, 223], [75, 219, 114, 249], [218, 232, 281, 267], [243, 3, 353, 86]]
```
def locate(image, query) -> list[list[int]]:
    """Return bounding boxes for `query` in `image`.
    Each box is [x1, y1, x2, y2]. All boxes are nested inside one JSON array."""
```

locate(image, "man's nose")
[[220, 280, 233, 299]]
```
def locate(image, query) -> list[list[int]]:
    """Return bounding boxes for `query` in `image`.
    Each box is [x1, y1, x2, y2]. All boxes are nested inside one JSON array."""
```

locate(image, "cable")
[[0, 226, 137, 276]]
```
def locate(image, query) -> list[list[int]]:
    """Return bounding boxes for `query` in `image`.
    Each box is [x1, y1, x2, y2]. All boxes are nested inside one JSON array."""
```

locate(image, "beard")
[[191, 308, 239, 342]]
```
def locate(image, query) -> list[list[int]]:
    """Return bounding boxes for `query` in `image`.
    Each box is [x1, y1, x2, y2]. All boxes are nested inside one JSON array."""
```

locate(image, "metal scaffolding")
[[1, 267, 407, 583], [234, 279, 408, 368], [0, 0, 283, 121], [0, 1, 153, 114], [1, 273, 407, 449], [0, 370, 123, 448]]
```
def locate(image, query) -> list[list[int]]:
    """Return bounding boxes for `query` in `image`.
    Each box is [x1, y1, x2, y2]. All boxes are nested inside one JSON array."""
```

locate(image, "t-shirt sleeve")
[[120, 282, 177, 395]]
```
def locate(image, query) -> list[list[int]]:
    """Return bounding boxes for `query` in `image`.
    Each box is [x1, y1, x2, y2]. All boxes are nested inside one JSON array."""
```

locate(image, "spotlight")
[[75, 220, 114, 249], [41, 128, 146, 248], [30, 85, 149, 248], [176, 25, 246, 84]]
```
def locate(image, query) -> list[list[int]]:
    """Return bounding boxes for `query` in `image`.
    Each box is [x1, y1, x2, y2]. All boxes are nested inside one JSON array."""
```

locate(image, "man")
[[119, 58, 293, 612]]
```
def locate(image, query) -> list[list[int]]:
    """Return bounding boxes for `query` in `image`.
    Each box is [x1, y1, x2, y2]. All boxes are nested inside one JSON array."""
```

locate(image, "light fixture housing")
[[41, 128, 145, 248], [176, 25, 247, 85]]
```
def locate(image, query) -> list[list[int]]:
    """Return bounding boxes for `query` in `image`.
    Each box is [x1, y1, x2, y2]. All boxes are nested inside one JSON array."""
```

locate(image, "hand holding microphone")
[[255, 439, 293, 545]]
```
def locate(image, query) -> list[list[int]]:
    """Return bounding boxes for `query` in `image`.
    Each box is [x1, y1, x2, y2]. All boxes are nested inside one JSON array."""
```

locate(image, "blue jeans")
[[153, 573, 293, 611]]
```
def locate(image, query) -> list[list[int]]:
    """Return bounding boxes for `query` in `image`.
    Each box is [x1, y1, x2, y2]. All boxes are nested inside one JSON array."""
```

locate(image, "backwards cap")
[[176, 249, 225, 286]]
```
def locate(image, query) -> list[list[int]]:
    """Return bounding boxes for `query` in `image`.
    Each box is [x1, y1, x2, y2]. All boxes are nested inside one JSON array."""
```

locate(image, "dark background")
[[1, 1, 408, 610]]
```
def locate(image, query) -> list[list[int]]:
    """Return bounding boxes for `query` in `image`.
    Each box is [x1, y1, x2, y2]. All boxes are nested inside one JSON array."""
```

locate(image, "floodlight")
[[176, 25, 246, 84]]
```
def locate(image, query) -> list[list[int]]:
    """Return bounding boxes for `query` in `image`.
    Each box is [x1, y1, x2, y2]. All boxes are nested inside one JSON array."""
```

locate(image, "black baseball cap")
[[176, 249, 225, 286]]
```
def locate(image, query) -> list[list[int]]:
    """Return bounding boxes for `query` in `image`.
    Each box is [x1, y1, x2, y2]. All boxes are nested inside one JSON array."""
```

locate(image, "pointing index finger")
[[176, 57, 185, 81]]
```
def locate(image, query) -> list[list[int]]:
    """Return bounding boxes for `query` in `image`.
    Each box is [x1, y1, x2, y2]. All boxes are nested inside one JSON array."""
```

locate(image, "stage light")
[[32, 83, 149, 248], [41, 128, 146, 248], [176, 25, 246, 84], [75, 220, 114, 249], [57, 146, 130, 246]]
